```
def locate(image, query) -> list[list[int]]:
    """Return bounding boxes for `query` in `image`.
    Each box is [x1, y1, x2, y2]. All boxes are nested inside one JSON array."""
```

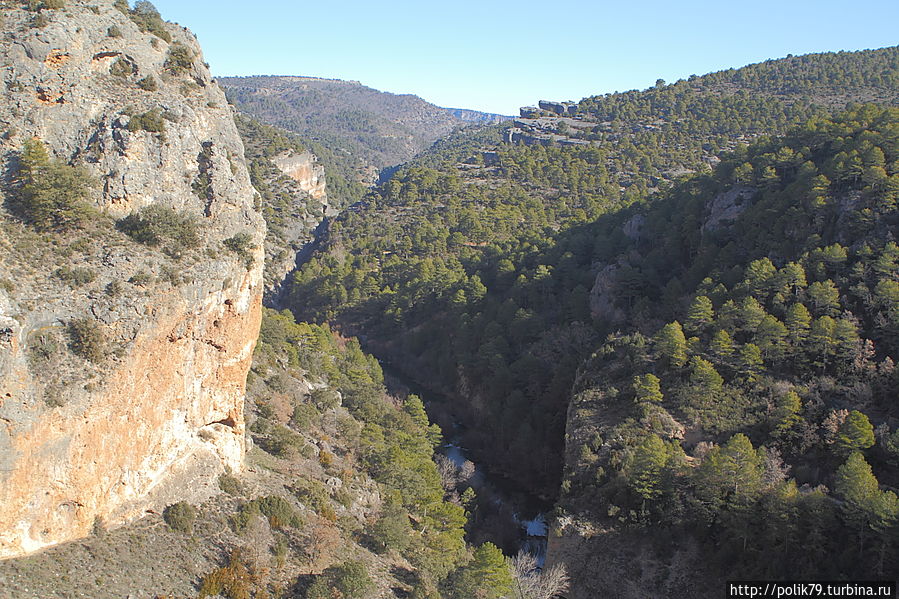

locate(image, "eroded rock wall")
[[272, 150, 327, 201], [0, 1, 264, 558]]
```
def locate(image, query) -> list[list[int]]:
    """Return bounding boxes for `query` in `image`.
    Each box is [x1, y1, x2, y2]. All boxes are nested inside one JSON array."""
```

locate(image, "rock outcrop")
[[272, 150, 327, 201], [701, 185, 755, 233], [0, 1, 264, 558]]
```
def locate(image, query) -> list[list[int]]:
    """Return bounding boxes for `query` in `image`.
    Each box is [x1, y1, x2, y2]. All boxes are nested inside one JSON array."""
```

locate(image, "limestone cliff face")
[[272, 150, 327, 201], [0, 1, 264, 558]]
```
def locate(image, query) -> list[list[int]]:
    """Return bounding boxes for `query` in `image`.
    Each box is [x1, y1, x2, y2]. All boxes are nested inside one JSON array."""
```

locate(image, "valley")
[[0, 1, 897, 598]]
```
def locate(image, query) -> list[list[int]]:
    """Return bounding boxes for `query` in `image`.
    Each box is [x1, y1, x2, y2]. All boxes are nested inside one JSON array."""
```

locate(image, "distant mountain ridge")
[[219, 75, 510, 180]]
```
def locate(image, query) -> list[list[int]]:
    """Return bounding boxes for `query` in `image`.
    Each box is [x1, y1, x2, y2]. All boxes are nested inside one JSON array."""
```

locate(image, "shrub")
[[265, 373, 288, 392], [179, 81, 200, 96], [68, 318, 105, 363], [127, 108, 165, 134], [257, 424, 305, 457], [310, 387, 340, 410], [117, 204, 201, 253], [292, 480, 336, 520], [10, 139, 97, 231], [163, 501, 196, 533], [256, 495, 303, 529], [218, 472, 244, 496], [128, 271, 152, 285], [291, 403, 319, 431], [272, 534, 288, 567], [110, 57, 135, 78], [164, 43, 195, 75], [107, 25, 123, 38], [335, 488, 354, 508], [223, 233, 256, 269], [307, 561, 372, 599], [223, 232, 253, 254], [233, 495, 302, 531], [198, 549, 251, 599], [54, 266, 97, 287], [137, 76, 158, 91], [127, 1, 171, 42]]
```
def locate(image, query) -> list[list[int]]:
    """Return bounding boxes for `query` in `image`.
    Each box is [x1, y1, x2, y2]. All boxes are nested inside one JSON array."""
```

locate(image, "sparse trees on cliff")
[[12, 138, 97, 231]]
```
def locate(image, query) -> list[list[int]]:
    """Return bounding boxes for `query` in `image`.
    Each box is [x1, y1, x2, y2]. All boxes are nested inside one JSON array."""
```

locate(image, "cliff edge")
[[0, 0, 264, 558]]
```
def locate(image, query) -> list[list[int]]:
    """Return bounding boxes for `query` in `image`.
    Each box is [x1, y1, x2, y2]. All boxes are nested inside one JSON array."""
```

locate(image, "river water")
[[442, 442, 548, 565], [281, 204, 551, 563], [381, 367, 549, 564]]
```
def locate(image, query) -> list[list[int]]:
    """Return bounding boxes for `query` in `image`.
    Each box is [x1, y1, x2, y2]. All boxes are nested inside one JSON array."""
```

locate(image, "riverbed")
[[381, 367, 550, 564]]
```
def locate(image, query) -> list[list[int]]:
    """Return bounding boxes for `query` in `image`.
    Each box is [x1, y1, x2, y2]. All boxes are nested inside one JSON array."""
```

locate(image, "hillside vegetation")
[[234, 115, 365, 294], [285, 47, 899, 499], [558, 104, 899, 592], [220, 75, 509, 180]]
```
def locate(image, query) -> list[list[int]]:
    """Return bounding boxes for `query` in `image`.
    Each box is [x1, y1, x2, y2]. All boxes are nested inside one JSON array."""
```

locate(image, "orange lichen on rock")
[[35, 88, 64, 104], [44, 49, 70, 68]]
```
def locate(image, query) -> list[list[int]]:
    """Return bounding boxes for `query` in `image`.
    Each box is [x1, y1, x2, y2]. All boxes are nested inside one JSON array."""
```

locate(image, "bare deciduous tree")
[[436, 454, 459, 490], [510, 551, 569, 599], [459, 459, 476, 482]]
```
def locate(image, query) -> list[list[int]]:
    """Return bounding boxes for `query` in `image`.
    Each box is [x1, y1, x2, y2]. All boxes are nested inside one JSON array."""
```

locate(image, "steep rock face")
[[0, 1, 264, 558], [272, 150, 327, 201], [701, 185, 755, 234]]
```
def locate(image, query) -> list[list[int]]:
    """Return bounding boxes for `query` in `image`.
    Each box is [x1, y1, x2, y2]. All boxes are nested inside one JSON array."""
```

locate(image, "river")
[[381, 366, 550, 565], [277, 194, 552, 563]]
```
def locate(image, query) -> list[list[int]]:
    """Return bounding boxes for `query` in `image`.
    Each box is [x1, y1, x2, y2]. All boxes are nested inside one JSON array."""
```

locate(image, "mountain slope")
[[0, 0, 264, 557], [555, 103, 899, 597], [219, 75, 510, 180], [285, 47, 899, 499]]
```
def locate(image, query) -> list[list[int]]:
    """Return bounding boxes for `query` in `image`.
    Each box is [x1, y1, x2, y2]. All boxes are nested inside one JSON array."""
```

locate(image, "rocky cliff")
[[272, 149, 327, 201], [0, 0, 264, 558], [232, 115, 337, 303]]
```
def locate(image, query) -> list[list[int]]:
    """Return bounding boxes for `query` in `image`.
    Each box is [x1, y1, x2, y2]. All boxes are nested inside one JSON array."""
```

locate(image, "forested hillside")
[[220, 76, 509, 181], [556, 104, 899, 595], [285, 47, 899, 499]]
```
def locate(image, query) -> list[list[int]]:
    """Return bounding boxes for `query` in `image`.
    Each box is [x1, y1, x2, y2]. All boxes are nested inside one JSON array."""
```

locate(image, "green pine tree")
[[655, 322, 688, 368]]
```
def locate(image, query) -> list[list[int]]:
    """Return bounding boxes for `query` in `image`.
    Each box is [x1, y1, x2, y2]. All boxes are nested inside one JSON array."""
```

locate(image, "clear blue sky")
[[148, 0, 898, 115]]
